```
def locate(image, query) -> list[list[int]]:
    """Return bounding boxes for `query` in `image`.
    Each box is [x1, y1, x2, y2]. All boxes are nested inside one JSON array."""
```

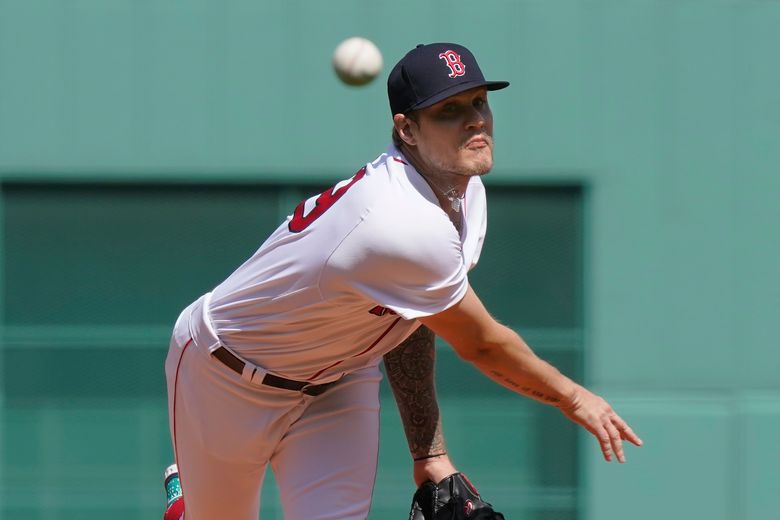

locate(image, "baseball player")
[[163, 42, 643, 520]]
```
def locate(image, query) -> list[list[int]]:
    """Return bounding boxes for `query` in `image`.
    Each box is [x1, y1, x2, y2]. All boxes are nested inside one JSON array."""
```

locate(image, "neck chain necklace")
[[425, 176, 466, 212]]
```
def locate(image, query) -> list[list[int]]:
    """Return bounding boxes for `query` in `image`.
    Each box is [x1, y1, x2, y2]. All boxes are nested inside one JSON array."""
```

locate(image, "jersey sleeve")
[[321, 206, 468, 320]]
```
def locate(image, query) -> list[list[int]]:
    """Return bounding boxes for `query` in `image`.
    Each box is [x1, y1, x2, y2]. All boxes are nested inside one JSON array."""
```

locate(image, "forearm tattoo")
[[489, 369, 562, 404], [383, 325, 446, 459]]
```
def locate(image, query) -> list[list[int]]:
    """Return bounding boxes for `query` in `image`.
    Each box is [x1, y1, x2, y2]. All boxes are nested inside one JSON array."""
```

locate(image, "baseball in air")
[[332, 37, 383, 86]]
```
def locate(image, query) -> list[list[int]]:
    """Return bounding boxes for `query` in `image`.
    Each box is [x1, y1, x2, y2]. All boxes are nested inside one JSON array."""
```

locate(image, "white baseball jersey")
[[206, 145, 487, 383]]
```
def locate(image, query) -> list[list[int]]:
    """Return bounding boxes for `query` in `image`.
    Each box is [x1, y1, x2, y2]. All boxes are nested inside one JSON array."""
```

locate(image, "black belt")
[[211, 346, 337, 396]]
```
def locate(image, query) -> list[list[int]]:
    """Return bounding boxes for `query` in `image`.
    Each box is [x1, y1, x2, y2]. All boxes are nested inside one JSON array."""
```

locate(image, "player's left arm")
[[383, 325, 457, 486]]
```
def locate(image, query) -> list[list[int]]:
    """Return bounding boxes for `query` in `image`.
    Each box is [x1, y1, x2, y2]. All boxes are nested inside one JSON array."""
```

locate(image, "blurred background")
[[1, 0, 778, 519]]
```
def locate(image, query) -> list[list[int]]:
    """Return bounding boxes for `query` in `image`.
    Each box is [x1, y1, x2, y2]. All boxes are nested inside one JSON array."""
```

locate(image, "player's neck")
[[421, 173, 466, 214], [399, 145, 469, 213]]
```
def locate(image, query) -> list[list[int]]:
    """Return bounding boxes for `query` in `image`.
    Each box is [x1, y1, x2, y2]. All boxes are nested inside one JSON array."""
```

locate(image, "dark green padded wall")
[[1, 183, 582, 519]]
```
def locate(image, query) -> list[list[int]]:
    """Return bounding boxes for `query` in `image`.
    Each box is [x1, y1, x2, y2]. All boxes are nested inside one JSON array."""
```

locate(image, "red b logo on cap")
[[438, 50, 466, 78]]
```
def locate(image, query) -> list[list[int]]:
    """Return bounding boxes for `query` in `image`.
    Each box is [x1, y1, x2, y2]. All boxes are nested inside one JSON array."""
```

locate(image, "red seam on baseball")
[[346, 38, 367, 77]]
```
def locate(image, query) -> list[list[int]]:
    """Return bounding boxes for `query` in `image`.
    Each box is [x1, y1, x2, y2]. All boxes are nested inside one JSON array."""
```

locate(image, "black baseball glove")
[[408, 473, 506, 520]]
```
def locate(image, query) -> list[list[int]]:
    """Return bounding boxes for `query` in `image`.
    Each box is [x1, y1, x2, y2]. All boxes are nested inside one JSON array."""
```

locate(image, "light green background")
[[1, 0, 779, 519]]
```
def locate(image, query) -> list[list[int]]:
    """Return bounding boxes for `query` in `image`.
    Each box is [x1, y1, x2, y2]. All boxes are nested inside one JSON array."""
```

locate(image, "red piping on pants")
[[172, 338, 193, 498]]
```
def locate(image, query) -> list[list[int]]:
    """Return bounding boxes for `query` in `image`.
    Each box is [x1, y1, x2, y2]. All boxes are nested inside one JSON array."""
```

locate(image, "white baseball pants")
[[165, 296, 382, 520]]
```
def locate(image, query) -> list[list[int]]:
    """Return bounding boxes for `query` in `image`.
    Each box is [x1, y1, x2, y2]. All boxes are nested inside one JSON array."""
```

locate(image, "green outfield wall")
[[1, 1, 778, 519]]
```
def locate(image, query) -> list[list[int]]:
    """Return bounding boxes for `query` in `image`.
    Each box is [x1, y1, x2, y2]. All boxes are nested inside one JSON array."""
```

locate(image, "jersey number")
[[288, 167, 367, 233]]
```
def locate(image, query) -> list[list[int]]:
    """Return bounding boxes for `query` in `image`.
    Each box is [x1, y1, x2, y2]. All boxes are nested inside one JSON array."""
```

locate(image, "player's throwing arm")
[[419, 285, 643, 463]]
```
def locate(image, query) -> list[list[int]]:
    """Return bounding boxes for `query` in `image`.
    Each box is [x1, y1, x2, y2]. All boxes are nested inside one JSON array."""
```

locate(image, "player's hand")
[[412, 453, 458, 487], [559, 384, 643, 463]]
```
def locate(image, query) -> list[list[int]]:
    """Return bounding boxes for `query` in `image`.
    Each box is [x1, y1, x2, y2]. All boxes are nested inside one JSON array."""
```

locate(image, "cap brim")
[[407, 80, 510, 113]]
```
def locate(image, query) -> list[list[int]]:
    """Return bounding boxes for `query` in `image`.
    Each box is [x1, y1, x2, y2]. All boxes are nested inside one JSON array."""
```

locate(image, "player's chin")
[[459, 150, 493, 176]]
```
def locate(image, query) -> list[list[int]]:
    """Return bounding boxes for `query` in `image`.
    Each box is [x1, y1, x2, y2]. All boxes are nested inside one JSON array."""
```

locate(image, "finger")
[[605, 421, 625, 463], [612, 415, 643, 446], [595, 427, 613, 462], [621, 425, 643, 446]]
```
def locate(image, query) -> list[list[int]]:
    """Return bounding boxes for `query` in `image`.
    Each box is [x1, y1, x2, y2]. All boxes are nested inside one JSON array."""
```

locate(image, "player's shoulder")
[[361, 148, 406, 190], [323, 150, 465, 282], [366, 147, 408, 173], [364, 153, 450, 226], [359, 200, 457, 268]]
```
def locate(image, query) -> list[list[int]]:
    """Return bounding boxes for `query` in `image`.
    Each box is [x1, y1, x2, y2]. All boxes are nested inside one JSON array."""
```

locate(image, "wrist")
[[413, 451, 447, 462], [412, 453, 457, 486], [559, 381, 583, 410]]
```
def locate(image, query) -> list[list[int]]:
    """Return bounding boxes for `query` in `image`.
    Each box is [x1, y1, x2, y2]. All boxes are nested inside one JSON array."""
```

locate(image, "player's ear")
[[393, 114, 417, 146]]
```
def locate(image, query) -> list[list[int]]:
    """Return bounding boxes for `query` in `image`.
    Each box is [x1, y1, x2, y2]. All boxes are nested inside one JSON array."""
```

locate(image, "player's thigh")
[[177, 445, 266, 520], [272, 366, 383, 520], [171, 335, 309, 519]]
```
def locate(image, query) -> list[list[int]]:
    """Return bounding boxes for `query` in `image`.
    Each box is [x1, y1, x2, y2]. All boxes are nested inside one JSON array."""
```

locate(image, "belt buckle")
[[301, 382, 328, 396]]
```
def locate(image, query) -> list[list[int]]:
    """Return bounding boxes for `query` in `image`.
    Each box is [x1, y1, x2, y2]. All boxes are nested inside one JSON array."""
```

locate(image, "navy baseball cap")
[[387, 43, 510, 115]]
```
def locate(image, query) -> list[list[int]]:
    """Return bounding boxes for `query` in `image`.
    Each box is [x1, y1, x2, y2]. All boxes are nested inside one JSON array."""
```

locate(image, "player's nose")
[[465, 107, 490, 130]]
